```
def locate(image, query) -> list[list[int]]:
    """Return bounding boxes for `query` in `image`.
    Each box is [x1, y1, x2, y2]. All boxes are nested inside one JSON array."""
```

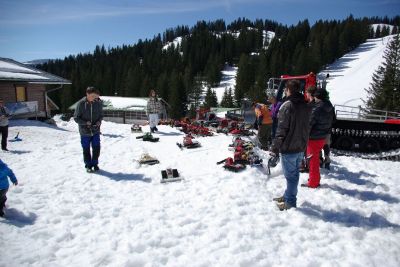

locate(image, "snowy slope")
[[1, 118, 399, 266], [211, 65, 237, 104], [320, 35, 394, 107]]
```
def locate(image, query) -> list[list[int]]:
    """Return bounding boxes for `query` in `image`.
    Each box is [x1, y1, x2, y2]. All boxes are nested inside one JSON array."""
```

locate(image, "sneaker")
[[93, 165, 100, 172], [277, 202, 294, 211], [273, 196, 285, 203], [86, 167, 94, 173]]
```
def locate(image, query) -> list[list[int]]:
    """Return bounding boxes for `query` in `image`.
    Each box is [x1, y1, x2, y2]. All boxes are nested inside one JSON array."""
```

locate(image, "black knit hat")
[[313, 89, 329, 100]]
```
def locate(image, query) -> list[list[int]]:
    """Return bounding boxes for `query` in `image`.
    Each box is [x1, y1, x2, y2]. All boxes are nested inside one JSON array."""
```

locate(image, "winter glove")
[[96, 121, 101, 127]]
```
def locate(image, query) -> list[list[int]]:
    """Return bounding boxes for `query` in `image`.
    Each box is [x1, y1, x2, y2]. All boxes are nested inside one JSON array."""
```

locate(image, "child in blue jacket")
[[0, 159, 18, 217]]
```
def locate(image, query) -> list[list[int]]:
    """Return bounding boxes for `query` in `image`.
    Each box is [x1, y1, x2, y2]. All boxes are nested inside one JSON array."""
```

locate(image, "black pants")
[[0, 188, 8, 210], [0, 125, 8, 150]]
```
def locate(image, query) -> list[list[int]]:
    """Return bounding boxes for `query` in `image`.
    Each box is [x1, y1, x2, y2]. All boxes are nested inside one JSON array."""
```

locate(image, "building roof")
[[0, 57, 71, 84], [68, 96, 169, 111]]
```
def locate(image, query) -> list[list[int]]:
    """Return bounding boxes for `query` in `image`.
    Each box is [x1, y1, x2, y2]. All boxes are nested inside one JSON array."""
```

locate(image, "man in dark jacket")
[[74, 87, 103, 173], [302, 89, 334, 188], [271, 80, 311, 210]]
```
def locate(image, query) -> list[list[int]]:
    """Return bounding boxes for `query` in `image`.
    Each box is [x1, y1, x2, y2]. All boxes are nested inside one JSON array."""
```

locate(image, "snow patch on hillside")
[[320, 35, 394, 107]]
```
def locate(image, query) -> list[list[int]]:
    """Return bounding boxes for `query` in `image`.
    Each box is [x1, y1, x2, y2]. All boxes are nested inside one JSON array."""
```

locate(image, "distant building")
[[69, 96, 169, 124], [0, 57, 71, 118]]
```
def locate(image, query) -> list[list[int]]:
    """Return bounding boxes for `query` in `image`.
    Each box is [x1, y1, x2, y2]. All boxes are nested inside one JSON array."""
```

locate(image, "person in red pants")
[[302, 89, 334, 188]]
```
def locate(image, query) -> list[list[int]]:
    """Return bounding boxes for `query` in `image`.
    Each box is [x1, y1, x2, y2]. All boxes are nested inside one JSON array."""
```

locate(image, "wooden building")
[[0, 57, 71, 118]]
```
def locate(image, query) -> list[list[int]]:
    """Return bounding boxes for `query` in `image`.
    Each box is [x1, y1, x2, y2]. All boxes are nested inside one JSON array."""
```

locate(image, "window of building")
[[15, 86, 27, 102]]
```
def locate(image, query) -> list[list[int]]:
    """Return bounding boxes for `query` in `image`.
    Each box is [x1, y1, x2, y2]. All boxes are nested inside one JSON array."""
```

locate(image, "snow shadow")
[[299, 202, 400, 229], [8, 150, 31, 155], [326, 164, 379, 188], [156, 131, 183, 136], [9, 120, 71, 132], [95, 170, 151, 182], [102, 133, 125, 138], [0, 208, 37, 228], [324, 184, 399, 204]]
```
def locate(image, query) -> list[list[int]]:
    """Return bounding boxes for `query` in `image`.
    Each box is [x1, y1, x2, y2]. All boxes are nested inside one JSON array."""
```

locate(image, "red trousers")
[[307, 139, 326, 187]]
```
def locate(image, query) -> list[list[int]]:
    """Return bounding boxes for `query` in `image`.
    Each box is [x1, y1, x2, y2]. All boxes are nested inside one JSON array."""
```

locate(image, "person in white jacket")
[[0, 98, 10, 151], [147, 90, 162, 133]]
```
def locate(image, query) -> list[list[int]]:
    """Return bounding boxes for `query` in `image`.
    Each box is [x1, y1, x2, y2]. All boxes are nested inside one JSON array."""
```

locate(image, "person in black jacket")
[[74, 87, 103, 173], [302, 89, 334, 188], [271, 80, 311, 210]]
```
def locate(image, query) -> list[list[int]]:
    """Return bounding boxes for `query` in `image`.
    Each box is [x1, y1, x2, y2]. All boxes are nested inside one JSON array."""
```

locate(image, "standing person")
[[74, 87, 103, 173], [271, 80, 311, 210], [0, 98, 10, 151], [302, 89, 334, 188], [268, 94, 282, 140], [252, 102, 273, 150], [299, 86, 317, 173], [147, 90, 162, 133], [0, 159, 18, 217]]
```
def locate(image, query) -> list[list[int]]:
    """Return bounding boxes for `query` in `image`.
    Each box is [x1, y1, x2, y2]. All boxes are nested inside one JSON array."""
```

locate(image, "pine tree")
[[204, 87, 218, 108], [366, 34, 400, 112], [188, 74, 204, 111], [169, 71, 187, 119]]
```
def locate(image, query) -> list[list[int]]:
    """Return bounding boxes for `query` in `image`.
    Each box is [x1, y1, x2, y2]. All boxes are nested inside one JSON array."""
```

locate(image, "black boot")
[[92, 146, 100, 171], [83, 147, 92, 170]]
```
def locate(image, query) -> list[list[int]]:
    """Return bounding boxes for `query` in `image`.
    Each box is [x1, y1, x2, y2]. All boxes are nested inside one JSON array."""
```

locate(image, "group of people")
[[1, 82, 332, 216], [269, 80, 335, 210]]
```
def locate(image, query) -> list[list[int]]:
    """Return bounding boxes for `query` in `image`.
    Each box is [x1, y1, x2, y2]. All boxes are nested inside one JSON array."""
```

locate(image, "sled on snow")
[[137, 153, 160, 165], [161, 168, 183, 183], [176, 134, 201, 149], [131, 124, 142, 133], [9, 132, 22, 142], [217, 157, 246, 172], [136, 132, 159, 142]]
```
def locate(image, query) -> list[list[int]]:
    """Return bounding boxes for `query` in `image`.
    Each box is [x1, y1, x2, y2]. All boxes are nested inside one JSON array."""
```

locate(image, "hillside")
[[321, 35, 394, 107]]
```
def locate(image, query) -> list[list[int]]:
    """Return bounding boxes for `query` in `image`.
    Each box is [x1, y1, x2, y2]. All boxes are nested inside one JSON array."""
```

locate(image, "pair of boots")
[[150, 126, 158, 133]]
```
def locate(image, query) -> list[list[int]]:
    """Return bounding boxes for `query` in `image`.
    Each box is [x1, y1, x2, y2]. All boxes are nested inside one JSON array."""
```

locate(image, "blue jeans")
[[80, 134, 101, 167], [281, 152, 304, 207]]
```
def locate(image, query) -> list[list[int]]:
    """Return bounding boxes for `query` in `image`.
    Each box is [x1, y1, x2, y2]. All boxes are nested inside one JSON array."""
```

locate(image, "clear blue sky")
[[0, 0, 399, 62]]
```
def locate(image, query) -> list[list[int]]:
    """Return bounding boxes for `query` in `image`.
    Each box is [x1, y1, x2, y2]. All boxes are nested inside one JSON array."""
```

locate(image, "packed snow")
[[210, 65, 237, 104], [0, 60, 40, 74], [0, 70, 50, 80], [162, 37, 183, 51], [320, 35, 394, 107], [1, 117, 399, 266]]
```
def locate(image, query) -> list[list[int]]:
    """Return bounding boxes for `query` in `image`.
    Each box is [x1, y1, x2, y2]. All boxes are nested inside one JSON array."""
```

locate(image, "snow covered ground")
[[1, 118, 399, 266]]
